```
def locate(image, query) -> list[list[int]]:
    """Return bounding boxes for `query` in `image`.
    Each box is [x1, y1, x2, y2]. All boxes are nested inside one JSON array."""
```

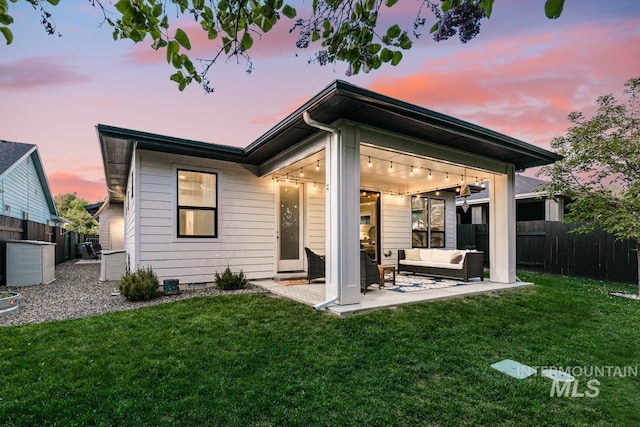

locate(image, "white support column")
[[325, 123, 361, 305], [489, 166, 516, 283]]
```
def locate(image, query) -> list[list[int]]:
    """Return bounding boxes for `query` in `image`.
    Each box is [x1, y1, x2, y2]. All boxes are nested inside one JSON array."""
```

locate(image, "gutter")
[[303, 111, 339, 311]]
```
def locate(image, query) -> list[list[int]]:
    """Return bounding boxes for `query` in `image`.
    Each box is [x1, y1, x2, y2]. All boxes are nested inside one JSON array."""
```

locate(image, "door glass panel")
[[279, 186, 300, 260], [430, 199, 445, 248]]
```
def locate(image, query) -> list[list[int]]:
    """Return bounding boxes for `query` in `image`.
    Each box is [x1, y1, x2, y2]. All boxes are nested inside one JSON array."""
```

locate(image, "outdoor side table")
[[378, 265, 396, 288]]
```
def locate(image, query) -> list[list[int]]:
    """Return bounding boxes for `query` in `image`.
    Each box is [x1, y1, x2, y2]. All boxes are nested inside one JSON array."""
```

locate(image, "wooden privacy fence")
[[457, 220, 638, 284]]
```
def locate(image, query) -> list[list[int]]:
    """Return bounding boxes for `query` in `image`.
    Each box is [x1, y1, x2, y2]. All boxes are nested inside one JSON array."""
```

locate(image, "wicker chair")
[[305, 247, 326, 283], [360, 249, 380, 294]]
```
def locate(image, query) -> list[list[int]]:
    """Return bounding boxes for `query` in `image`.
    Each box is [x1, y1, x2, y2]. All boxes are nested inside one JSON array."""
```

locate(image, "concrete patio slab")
[[252, 278, 533, 316]]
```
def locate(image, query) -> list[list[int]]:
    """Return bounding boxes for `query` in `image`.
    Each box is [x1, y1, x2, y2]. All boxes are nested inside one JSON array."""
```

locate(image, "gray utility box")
[[100, 249, 126, 281], [6, 240, 56, 286]]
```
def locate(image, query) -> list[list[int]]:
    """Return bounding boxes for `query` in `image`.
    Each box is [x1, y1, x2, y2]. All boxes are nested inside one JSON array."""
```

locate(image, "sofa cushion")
[[404, 249, 421, 261], [419, 249, 434, 261], [399, 260, 465, 270], [431, 250, 454, 263]]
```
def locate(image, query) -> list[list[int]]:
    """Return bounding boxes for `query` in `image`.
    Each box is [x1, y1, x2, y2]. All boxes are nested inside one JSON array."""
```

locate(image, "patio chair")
[[360, 249, 380, 294], [305, 247, 326, 283]]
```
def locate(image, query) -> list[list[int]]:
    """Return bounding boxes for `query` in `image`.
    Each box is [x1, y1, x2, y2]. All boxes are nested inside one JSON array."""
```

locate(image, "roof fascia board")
[[358, 124, 509, 174], [97, 124, 245, 159], [516, 191, 548, 200], [456, 192, 550, 206], [30, 149, 58, 215], [257, 131, 329, 177], [244, 81, 339, 155]]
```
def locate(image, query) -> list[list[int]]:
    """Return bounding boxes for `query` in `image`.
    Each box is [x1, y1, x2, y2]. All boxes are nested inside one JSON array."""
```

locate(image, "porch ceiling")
[[269, 145, 493, 195]]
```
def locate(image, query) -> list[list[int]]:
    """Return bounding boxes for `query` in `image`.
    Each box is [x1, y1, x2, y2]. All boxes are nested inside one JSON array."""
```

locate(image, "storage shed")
[[6, 240, 56, 286]]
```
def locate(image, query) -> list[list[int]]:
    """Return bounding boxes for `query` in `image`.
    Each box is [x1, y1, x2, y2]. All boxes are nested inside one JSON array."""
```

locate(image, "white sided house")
[[97, 81, 560, 307]]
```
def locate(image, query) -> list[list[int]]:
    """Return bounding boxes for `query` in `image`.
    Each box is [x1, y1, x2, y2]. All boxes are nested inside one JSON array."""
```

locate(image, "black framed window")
[[411, 196, 445, 248], [177, 170, 217, 238]]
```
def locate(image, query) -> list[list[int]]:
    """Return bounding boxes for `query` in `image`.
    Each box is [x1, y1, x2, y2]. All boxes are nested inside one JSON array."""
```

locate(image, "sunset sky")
[[2, 0, 638, 203]]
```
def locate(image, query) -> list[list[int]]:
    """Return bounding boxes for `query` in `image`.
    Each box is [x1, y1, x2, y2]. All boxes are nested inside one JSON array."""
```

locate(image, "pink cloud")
[[0, 57, 91, 90], [369, 19, 640, 146], [248, 94, 310, 127], [48, 171, 106, 203]]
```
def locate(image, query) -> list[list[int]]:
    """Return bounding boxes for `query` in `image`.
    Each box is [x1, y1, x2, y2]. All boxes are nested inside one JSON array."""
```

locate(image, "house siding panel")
[[1, 154, 54, 225], [124, 151, 137, 270], [444, 195, 457, 249], [99, 204, 125, 251], [132, 150, 275, 284], [306, 183, 326, 254], [381, 194, 411, 266]]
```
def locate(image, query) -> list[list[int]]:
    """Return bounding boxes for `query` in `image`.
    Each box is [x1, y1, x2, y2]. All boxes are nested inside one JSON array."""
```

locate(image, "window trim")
[[176, 169, 218, 238]]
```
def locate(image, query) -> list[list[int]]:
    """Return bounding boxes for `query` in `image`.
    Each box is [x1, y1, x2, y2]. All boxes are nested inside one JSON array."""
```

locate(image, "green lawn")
[[1, 273, 639, 426]]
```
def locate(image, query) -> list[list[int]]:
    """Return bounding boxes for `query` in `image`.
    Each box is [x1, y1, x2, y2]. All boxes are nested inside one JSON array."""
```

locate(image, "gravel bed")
[[0, 260, 269, 327]]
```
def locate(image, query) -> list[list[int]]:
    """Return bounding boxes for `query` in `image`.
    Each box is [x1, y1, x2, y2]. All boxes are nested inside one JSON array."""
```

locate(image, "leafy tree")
[[54, 192, 99, 235], [540, 75, 640, 292], [1, 0, 565, 91]]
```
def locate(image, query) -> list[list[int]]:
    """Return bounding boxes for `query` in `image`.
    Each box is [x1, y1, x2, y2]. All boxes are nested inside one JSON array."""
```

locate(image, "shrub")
[[119, 267, 160, 301], [215, 266, 248, 290]]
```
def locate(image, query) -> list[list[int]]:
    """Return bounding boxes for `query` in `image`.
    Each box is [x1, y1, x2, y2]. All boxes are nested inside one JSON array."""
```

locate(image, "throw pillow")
[[450, 253, 464, 264], [405, 249, 421, 261]]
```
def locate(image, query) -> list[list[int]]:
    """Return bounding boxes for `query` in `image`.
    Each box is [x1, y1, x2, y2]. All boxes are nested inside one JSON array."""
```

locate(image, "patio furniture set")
[[305, 247, 485, 293]]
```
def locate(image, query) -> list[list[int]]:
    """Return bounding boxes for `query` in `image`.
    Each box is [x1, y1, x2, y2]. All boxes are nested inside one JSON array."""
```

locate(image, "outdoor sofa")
[[398, 248, 484, 282]]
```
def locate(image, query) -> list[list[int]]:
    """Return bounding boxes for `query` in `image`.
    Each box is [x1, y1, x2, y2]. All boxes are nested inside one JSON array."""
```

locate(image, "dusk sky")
[[2, 0, 638, 203]]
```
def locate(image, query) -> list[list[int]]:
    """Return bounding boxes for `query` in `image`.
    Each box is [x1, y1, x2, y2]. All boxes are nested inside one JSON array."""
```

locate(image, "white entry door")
[[277, 183, 304, 272]]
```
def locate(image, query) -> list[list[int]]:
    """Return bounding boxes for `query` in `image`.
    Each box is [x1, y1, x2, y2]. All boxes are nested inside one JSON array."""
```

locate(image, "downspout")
[[303, 111, 340, 311]]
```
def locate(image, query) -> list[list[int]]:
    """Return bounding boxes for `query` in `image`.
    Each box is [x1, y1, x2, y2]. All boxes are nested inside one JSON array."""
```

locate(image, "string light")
[[316, 160, 320, 171], [285, 174, 290, 183], [389, 161, 393, 170], [428, 169, 433, 179], [300, 167, 304, 177], [445, 172, 449, 181], [368, 156, 372, 167], [460, 174, 464, 183], [410, 165, 414, 176]]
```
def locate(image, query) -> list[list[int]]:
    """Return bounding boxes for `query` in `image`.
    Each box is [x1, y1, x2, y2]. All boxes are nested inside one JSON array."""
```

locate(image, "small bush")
[[119, 267, 160, 301], [215, 266, 248, 290]]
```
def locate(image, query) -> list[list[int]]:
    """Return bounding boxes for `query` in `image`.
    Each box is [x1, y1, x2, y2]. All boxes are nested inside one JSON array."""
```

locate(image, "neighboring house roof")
[[0, 140, 35, 176], [0, 140, 58, 217], [457, 175, 551, 206], [98, 80, 562, 203], [85, 202, 104, 216]]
